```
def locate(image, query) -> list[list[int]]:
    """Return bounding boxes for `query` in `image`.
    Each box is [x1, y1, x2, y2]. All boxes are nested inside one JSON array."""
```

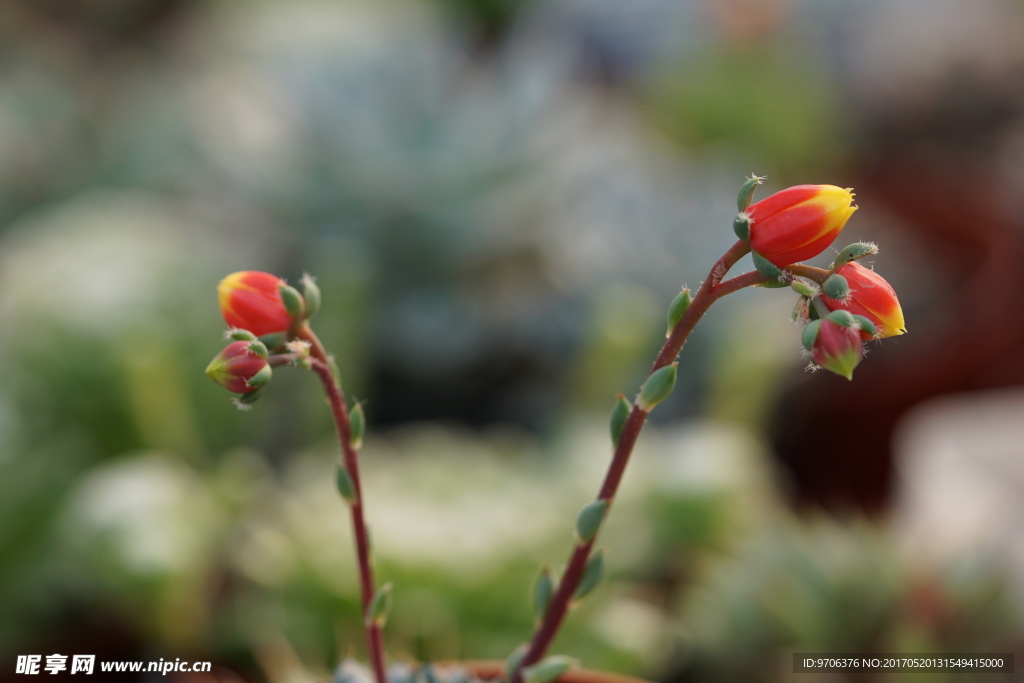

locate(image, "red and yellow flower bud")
[[821, 262, 906, 339], [218, 271, 293, 337], [205, 341, 272, 393], [805, 312, 864, 380], [747, 185, 857, 267]]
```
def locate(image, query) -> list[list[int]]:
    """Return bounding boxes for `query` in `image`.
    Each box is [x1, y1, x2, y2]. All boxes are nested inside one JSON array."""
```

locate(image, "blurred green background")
[[2, 0, 1024, 681]]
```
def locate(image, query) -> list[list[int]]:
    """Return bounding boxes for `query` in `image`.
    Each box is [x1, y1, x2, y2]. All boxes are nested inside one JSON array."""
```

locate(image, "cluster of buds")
[[206, 270, 322, 403], [793, 256, 906, 379], [734, 176, 905, 379]]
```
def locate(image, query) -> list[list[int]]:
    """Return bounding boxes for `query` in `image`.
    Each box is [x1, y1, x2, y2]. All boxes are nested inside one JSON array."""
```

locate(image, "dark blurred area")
[[1, 0, 1023, 681]]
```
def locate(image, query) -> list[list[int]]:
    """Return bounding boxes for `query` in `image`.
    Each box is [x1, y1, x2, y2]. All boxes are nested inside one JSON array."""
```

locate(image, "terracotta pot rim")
[[434, 660, 653, 683]]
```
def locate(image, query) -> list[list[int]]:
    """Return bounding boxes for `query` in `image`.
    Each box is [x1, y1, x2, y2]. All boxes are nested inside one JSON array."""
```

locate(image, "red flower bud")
[[218, 271, 292, 336], [747, 185, 857, 267], [808, 314, 864, 380], [205, 341, 272, 393], [821, 262, 906, 339]]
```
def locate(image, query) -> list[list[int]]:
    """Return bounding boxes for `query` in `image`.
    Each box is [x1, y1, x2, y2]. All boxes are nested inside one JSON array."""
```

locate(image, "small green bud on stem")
[[366, 582, 393, 628], [533, 566, 556, 623], [574, 500, 609, 544], [258, 331, 287, 351], [572, 548, 606, 602], [504, 646, 528, 681], [636, 363, 677, 412], [301, 273, 322, 320], [790, 279, 817, 298], [523, 656, 578, 683], [336, 466, 357, 503], [751, 251, 783, 280], [832, 242, 878, 269], [279, 283, 306, 320], [666, 288, 693, 337], [736, 174, 765, 212], [349, 402, 366, 450], [609, 394, 631, 446]]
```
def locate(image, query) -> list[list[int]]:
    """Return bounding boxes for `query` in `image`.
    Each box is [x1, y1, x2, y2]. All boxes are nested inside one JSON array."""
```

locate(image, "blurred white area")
[[0, 189, 268, 339], [47, 414, 777, 667], [243, 416, 774, 582], [64, 453, 222, 575], [844, 0, 1024, 108], [894, 387, 1024, 596]]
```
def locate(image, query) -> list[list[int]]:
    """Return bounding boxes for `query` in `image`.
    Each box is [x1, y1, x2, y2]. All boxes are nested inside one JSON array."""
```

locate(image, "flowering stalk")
[[512, 180, 889, 677], [213, 271, 387, 683], [269, 347, 387, 683], [511, 240, 769, 682]]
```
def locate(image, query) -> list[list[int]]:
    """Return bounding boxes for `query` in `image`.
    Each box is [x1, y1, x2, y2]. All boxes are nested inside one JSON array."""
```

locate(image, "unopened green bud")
[[245, 363, 273, 390], [826, 309, 856, 328], [853, 314, 877, 337], [234, 390, 262, 407], [349, 402, 366, 450], [736, 174, 765, 212], [366, 583, 393, 628], [666, 288, 692, 337], [575, 499, 608, 544], [258, 332, 287, 351], [751, 251, 783, 280], [822, 274, 849, 300], [523, 656, 577, 683], [504, 646, 528, 681], [335, 466, 357, 503], [301, 273, 321, 320], [278, 283, 305, 320], [801, 319, 822, 352], [228, 328, 258, 342], [533, 566, 556, 623], [733, 213, 751, 242], [609, 394, 631, 446], [832, 242, 878, 269], [247, 340, 269, 359], [790, 279, 816, 298], [573, 548, 605, 602], [636, 363, 677, 412]]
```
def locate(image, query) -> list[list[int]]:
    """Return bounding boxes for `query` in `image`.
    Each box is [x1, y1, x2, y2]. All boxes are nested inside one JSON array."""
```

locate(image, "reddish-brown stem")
[[785, 263, 831, 284], [280, 328, 388, 683], [294, 323, 333, 368], [512, 241, 764, 681]]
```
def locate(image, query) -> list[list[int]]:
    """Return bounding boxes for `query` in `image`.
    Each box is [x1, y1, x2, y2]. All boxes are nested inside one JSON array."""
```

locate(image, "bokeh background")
[[2, 0, 1024, 681]]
